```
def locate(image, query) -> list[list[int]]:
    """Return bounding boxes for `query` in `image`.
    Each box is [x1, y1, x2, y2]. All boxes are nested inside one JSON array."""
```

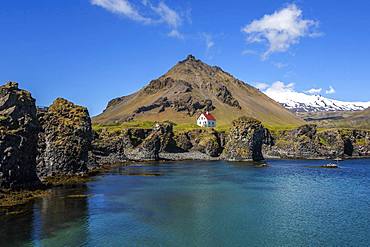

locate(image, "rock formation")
[[129, 122, 180, 161], [37, 98, 92, 178], [0, 82, 41, 189], [90, 128, 151, 165], [222, 117, 271, 161], [264, 124, 370, 159], [180, 129, 224, 157]]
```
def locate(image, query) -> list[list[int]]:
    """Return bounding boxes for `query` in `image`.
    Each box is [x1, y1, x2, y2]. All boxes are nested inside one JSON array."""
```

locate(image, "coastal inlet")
[[1, 159, 370, 247]]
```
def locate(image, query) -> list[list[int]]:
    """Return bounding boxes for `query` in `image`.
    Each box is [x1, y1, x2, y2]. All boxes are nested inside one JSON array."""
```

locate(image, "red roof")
[[202, 112, 216, 121]]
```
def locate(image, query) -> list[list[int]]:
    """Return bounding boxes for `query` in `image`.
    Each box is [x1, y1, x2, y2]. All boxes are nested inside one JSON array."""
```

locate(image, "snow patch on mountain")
[[259, 81, 370, 112]]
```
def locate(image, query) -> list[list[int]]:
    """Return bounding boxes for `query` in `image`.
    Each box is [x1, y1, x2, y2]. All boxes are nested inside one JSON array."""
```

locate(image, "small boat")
[[320, 163, 338, 168], [321, 157, 341, 168]]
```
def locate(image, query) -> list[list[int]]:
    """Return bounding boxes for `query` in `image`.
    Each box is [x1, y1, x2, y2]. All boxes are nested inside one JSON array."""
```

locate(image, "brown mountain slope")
[[337, 107, 370, 129], [302, 108, 370, 130], [93, 55, 305, 128]]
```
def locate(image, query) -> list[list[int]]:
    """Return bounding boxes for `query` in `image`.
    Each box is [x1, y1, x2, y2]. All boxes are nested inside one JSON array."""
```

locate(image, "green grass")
[[93, 121, 156, 133], [93, 119, 304, 134]]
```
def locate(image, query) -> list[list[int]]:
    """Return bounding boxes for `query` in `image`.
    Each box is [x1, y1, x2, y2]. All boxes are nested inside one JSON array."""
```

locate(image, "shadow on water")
[[0, 184, 89, 247]]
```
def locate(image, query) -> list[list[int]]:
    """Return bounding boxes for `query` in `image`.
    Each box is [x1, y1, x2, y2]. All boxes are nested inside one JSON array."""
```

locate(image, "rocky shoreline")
[[1, 82, 370, 213]]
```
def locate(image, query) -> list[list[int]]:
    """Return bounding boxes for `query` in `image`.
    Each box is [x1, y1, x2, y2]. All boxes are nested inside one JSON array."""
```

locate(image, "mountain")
[[336, 107, 370, 129], [265, 89, 370, 112], [93, 55, 304, 128]]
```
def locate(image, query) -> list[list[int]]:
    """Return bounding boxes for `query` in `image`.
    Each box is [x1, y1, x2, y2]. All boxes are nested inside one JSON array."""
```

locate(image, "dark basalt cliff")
[[91, 117, 271, 163], [37, 98, 93, 179], [0, 82, 41, 189], [222, 117, 272, 161], [264, 124, 370, 159]]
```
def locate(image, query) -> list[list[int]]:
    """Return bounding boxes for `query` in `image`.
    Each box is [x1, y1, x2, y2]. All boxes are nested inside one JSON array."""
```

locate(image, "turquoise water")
[[1, 159, 370, 247]]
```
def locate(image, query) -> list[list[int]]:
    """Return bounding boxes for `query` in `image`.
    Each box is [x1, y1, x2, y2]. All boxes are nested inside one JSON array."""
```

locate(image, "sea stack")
[[222, 117, 270, 161], [37, 98, 92, 179], [0, 82, 41, 189]]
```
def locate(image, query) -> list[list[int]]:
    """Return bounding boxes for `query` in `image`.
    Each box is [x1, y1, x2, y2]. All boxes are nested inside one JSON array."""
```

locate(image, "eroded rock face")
[[214, 85, 241, 109], [37, 98, 92, 178], [126, 122, 178, 161], [90, 128, 151, 165], [0, 82, 41, 189], [222, 117, 270, 161], [263, 125, 370, 159]]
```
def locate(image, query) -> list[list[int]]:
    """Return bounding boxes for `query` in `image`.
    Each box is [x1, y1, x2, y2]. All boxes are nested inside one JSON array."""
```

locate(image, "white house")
[[197, 112, 216, 128]]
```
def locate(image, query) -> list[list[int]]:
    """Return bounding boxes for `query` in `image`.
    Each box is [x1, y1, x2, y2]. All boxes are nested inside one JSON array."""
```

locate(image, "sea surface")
[[1, 159, 370, 247]]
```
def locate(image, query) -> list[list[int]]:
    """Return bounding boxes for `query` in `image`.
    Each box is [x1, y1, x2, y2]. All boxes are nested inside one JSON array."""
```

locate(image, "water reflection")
[[1, 160, 370, 246], [0, 185, 89, 247], [0, 205, 34, 247]]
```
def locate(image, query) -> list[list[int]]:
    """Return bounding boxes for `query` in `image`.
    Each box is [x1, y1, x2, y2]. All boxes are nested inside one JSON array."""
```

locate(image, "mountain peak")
[[185, 54, 197, 61], [94, 56, 304, 127]]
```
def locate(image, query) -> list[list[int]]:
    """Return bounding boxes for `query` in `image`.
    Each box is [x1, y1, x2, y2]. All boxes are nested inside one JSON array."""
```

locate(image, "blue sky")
[[0, 0, 369, 115]]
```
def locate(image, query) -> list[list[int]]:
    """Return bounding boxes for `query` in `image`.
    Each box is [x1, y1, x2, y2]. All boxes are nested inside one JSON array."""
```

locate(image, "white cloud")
[[305, 87, 322, 95], [91, 0, 152, 23], [326, 86, 336, 94], [265, 81, 295, 94], [242, 4, 319, 59], [152, 2, 181, 29], [91, 0, 184, 38], [255, 82, 269, 91]]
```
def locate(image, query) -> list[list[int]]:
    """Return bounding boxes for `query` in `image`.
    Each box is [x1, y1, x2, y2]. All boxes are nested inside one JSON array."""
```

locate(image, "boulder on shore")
[[37, 98, 92, 178], [264, 124, 370, 159], [0, 82, 41, 189], [125, 122, 177, 161], [222, 117, 271, 161]]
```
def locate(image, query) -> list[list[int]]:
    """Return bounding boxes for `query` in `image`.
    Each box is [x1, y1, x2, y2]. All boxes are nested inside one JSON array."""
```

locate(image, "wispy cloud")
[[91, 0, 152, 23], [151, 1, 182, 37], [255, 82, 269, 91], [199, 33, 216, 59], [202, 33, 214, 50], [242, 4, 320, 59], [305, 87, 322, 95], [326, 86, 336, 94], [91, 0, 185, 39]]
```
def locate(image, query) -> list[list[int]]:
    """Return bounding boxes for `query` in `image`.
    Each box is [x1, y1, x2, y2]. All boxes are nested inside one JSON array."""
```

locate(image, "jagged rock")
[[105, 93, 137, 112], [185, 129, 224, 157], [37, 98, 92, 178], [127, 130, 161, 161], [222, 117, 269, 161], [174, 132, 193, 151], [90, 127, 152, 165], [214, 85, 241, 109], [143, 78, 176, 95], [135, 97, 172, 114], [154, 122, 178, 152], [124, 122, 178, 161], [263, 125, 370, 159], [295, 124, 317, 138], [0, 82, 41, 189]]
